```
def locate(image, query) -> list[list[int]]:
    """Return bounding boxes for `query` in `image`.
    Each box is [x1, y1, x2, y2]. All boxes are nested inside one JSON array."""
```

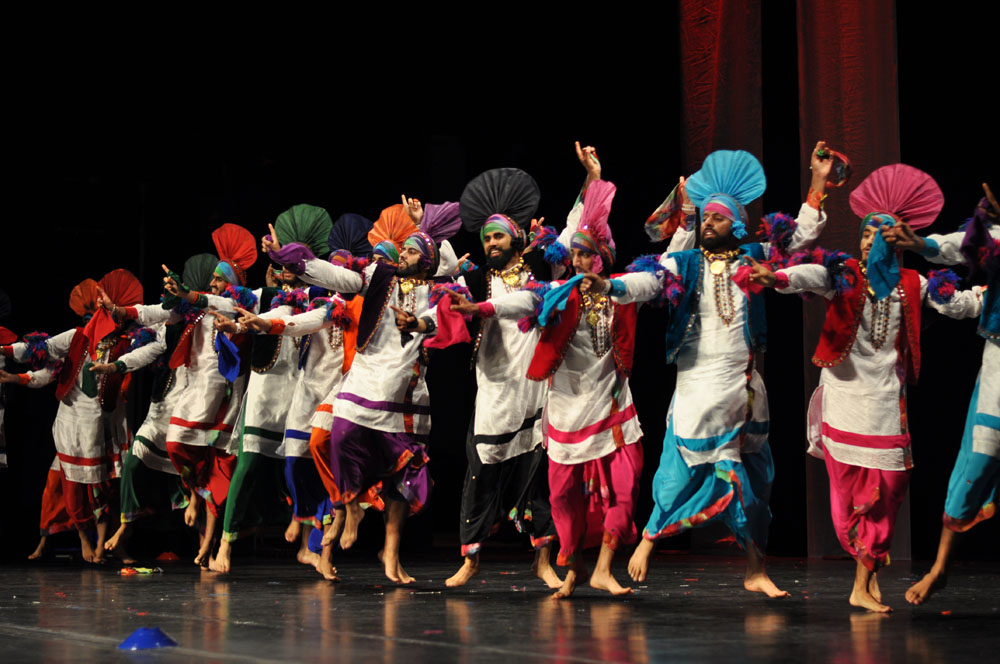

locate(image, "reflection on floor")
[[0, 554, 996, 663]]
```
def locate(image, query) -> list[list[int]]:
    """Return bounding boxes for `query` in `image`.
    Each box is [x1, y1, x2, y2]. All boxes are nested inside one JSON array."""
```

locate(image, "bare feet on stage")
[[28, 536, 48, 560], [209, 540, 231, 573], [589, 541, 633, 596], [532, 546, 563, 589], [445, 554, 479, 587], [382, 499, 414, 584], [339, 501, 363, 550], [849, 561, 891, 613], [319, 543, 339, 582], [285, 519, 300, 544], [744, 544, 790, 598], [379, 548, 414, 585], [552, 558, 587, 599], [321, 509, 345, 548], [868, 572, 882, 604], [104, 523, 136, 564], [905, 570, 947, 606], [628, 538, 654, 582], [94, 520, 108, 563], [195, 509, 216, 566], [296, 525, 321, 571], [78, 528, 104, 564]]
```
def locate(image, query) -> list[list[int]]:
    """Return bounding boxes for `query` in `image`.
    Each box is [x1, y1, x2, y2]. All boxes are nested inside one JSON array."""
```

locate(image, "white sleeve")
[[491, 290, 541, 320], [118, 325, 168, 373], [611, 272, 664, 305], [134, 303, 179, 327], [302, 258, 367, 295], [276, 307, 332, 337], [204, 288, 264, 315], [921, 276, 984, 319], [555, 200, 584, 253], [776, 264, 835, 298], [763, 202, 827, 257], [922, 228, 1000, 265], [16, 329, 78, 363], [24, 367, 58, 388]]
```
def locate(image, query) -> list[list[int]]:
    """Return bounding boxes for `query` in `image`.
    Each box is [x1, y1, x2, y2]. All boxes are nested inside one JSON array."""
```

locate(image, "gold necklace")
[[581, 292, 612, 357], [398, 277, 428, 295], [702, 249, 739, 325], [493, 257, 526, 289]]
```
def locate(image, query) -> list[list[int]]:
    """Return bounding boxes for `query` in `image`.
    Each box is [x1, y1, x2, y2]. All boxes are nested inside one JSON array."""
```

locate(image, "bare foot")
[[590, 568, 634, 596], [532, 548, 564, 589], [445, 556, 479, 588], [381, 548, 415, 585], [339, 501, 363, 550], [104, 524, 136, 564], [285, 520, 301, 544], [78, 531, 102, 564], [318, 545, 339, 582], [28, 536, 48, 560], [744, 572, 791, 598], [297, 549, 322, 570], [628, 539, 654, 582], [209, 541, 231, 573], [850, 587, 892, 613], [552, 562, 586, 600], [195, 531, 213, 566], [868, 572, 882, 604], [905, 570, 946, 605], [321, 510, 345, 548]]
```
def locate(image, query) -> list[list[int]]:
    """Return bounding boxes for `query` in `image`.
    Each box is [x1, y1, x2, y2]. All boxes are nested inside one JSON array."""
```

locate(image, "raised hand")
[[401, 195, 424, 226], [210, 311, 240, 335], [579, 272, 606, 294], [882, 221, 925, 252], [261, 223, 282, 255], [984, 182, 999, 218], [455, 253, 471, 274], [746, 257, 778, 288], [810, 140, 834, 190], [575, 141, 601, 183]]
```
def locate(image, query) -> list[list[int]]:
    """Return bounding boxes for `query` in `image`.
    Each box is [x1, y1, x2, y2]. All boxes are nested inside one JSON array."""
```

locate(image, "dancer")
[[892, 186, 1000, 605], [261, 222, 445, 584], [450, 166, 673, 599], [97, 254, 215, 562], [2, 270, 156, 563], [209, 205, 333, 574], [749, 164, 985, 612], [111, 224, 258, 564], [627, 144, 833, 597], [444, 166, 561, 588]]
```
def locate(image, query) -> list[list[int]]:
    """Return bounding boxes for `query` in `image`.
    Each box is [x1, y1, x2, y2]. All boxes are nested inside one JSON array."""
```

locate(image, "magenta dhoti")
[[548, 441, 643, 567], [823, 452, 910, 571]]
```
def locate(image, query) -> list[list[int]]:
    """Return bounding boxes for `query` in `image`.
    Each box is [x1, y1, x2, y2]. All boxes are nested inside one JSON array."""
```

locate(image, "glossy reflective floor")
[[0, 553, 997, 663]]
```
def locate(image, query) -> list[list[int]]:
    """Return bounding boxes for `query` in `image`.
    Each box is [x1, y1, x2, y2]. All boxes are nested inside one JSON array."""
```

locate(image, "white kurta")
[[301, 260, 437, 436], [491, 272, 660, 465], [12, 325, 162, 483], [135, 302, 247, 449], [270, 303, 350, 458], [779, 263, 984, 470], [459, 269, 547, 464]]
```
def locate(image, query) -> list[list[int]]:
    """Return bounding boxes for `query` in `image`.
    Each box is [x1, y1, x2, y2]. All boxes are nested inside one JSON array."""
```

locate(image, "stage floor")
[[0, 553, 996, 663]]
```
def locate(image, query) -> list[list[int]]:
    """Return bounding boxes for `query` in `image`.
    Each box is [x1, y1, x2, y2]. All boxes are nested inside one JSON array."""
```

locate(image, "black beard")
[[700, 233, 737, 253], [396, 262, 422, 278], [486, 247, 517, 270]]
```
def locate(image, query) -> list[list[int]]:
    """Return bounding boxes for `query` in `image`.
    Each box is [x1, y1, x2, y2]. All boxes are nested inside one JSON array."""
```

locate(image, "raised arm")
[[921, 274, 984, 320]]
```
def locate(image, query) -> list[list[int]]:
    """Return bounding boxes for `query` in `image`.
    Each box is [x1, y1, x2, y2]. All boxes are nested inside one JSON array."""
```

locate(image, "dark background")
[[2, 3, 996, 561]]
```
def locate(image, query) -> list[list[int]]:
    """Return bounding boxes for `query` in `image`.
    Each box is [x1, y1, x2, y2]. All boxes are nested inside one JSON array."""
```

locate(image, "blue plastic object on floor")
[[117, 626, 178, 650]]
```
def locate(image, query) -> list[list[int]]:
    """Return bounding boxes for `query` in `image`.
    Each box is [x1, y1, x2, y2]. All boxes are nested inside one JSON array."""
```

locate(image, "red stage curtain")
[[796, 0, 910, 560]]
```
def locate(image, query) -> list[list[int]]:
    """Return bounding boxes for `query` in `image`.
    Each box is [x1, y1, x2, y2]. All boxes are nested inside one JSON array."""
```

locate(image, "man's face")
[[571, 248, 596, 275], [700, 212, 735, 252], [396, 246, 425, 278], [209, 275, 229, 295], [483, 231, 517, 270], [860, 225, 879, 262], [278, 267, 301, 287]]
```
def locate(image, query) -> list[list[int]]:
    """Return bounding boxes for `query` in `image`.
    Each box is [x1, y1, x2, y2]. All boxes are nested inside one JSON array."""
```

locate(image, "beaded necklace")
[[581, 291, 613, 357], [701, 248, 740, 325], [859, 264, 892, 350]]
